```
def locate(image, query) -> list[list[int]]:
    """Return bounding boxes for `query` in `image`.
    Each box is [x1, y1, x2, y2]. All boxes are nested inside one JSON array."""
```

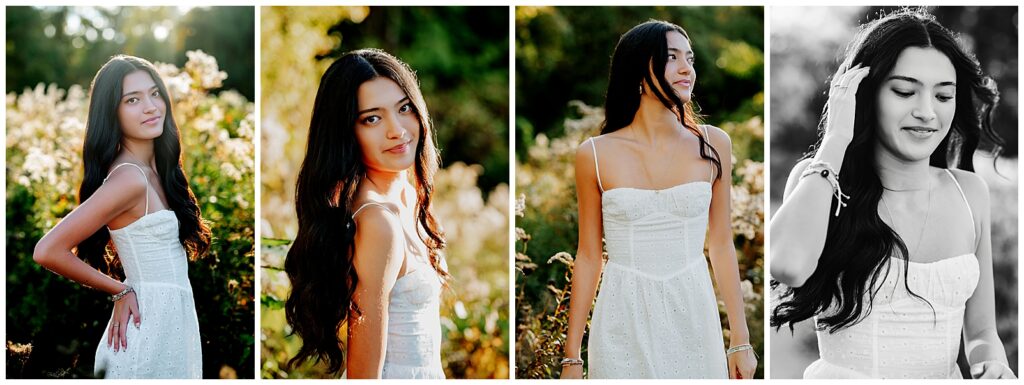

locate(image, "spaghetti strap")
[[701, 125, 714, 184], [352, 202, 394, 218], [104, 163, 149, 215], [589, 137, 605, 193], [944, 169, 977, 245]]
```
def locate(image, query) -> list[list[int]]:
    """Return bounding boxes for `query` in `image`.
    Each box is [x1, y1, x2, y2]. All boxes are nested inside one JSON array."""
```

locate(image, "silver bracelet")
[[560, 357, 584, 367], [727, 344, 753, 355], [110, 285, 134, 302]]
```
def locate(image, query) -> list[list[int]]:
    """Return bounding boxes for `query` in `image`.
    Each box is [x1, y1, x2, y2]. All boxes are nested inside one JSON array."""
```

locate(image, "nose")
[[143, 95, 159, 114], [384, 113, 407, 140], [911, 95, 937, 122]]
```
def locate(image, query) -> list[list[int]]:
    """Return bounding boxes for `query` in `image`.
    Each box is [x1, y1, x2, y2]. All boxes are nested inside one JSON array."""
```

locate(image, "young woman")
[[560, 20, 757, 379], [283, 49, 448, 379], [33, 55, 210, 378], [770, 9, 1015, 379]]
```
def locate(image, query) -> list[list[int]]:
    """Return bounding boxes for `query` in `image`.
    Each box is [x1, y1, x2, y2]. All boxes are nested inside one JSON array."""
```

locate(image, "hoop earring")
[[639, 83, 644, 95]]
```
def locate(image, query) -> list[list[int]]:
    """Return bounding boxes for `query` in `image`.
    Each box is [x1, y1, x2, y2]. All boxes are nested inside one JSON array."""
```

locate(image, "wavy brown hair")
[[284, 48, 448, 374]]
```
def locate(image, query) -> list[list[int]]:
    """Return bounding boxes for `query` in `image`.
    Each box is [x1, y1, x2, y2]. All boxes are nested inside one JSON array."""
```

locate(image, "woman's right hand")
[[825, 62, 871, 142], [107, 289, 141, 352], [559, 364, 583, 379]]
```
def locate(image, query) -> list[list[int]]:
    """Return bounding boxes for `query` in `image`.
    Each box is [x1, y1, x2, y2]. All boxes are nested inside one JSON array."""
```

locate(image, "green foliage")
[[515, 6, 764, 157], [5, 6, 255, 100], [515, 102, 765, 378], [6, 52, 255, 378]]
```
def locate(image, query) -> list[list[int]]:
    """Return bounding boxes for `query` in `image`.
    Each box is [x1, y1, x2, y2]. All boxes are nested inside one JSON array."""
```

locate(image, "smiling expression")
[[117, 70, 166, 141], [354, 77, 421, 173], [662, 30, 696, 103], [874, 46, 957, 162]]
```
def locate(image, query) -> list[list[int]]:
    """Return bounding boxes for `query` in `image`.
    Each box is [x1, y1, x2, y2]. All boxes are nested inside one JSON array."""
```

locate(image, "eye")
[[361, 115, 381, 125], [668, 53, 677, 61], [125, 97, 139, 104], [399, 102, 414, 113], [687, 56, 695, 64], [151, 90, 162, 98], [892, 89, 914, 98], [936, 94, 954, 102]]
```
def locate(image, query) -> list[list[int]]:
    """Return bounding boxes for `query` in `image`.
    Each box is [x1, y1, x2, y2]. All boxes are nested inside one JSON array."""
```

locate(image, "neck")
[[627, 93, 682, 145], [364, 168, 411, 207], [874, 145, 932, 191], [121, 138, 157, 169]]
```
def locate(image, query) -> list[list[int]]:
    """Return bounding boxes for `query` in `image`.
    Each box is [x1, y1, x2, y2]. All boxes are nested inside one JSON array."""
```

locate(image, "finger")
[[107, 321, 114, 348], [111, 323, 120, 352], [119, 316, 129, 350], [131, 300, 142, 328], [980, 365, 1000, 379], [970, 362, 988, 379]]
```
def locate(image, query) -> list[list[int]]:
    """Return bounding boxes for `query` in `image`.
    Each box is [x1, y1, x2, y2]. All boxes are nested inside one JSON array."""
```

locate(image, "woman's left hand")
[[728, 348, 757, 379], [971, 361, 1017, 379]]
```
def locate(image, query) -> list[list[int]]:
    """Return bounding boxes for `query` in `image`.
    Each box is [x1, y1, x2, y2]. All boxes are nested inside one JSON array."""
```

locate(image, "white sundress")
[[585, 132, 729, 379], [93, 163, 202, 379]]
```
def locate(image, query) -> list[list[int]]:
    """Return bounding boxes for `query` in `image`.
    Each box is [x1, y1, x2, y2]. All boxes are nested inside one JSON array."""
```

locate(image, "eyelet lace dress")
[[350, 202, 445, 379], [93, 163, 202, 379], [804, 169, 980, 379], [585, 133, 728, 379]]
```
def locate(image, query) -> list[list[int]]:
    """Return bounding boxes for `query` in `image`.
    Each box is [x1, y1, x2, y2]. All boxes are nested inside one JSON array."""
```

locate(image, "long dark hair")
[[77, 55, 211, 278], [772, 8, 1003, 332], [601, 19, 722, 180], [284, 48, 448, 374]]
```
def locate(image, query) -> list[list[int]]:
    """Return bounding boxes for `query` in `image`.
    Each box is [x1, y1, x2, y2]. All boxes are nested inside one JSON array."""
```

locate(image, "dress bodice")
[[601, 182, 712, 278], [109, 210, 191, 289], [808, 254, 979, 379]]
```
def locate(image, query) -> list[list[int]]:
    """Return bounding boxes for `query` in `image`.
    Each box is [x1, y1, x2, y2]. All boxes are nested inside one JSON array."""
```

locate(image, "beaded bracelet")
[[800, 160, 850, 217], [727, 344, 753, 355], [110, 285, 134, 302], [560, 357, 584, 367]]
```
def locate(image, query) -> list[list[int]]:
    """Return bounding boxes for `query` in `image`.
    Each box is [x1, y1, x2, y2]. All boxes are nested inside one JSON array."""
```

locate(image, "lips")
[[385, 141, 412, 154], [673, 79, 692, 87], [902, 126, 938, 139], [142, 116, 162, 125]]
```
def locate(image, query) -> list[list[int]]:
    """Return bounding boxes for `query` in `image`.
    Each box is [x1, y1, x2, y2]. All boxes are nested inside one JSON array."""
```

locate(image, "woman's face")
[[117, 70, 166, 141], [659, 30, 696, 103], [354, 77, 421, 173], [874, 46, 957, 162]]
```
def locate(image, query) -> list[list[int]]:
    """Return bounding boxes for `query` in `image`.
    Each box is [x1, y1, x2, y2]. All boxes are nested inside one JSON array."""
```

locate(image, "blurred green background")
[[258, 6, 510, 379], [6, 6, 255, 379], [515, 6, 765, 379], [768, 6, 1017, 379]]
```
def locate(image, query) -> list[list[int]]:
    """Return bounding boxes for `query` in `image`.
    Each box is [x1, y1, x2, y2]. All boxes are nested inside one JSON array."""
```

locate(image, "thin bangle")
[[560, 357, 584, 367]]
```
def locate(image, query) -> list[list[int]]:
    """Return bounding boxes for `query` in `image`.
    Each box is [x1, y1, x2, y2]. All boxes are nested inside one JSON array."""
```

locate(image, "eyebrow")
[[122, 85, 159, 98], [358, 97, 411, 115], [667, 47, 693, 55], [888, 75, 956, 87]]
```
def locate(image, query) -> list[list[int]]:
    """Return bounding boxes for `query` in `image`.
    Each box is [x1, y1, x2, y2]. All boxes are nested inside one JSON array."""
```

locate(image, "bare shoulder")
[[351, 203, 404, 279], [946, 168, 990, 206], [575, 136, 600, 171], [700, 124, 732, 151], [97, 166, 148, 201]]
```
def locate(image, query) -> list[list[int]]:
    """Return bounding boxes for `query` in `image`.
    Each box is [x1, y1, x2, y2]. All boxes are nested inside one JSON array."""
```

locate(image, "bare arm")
[[705, 127, 756, 379], [958, 172, 1014, 379], [33, 167, 145, 296], [347, 206, 405, 379], [561, 140, 605, 378], [769, 63, 870, 288]]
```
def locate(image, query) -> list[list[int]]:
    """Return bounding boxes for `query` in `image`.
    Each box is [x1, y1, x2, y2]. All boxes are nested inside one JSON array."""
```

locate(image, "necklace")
[[880, 176, 931, 261]]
